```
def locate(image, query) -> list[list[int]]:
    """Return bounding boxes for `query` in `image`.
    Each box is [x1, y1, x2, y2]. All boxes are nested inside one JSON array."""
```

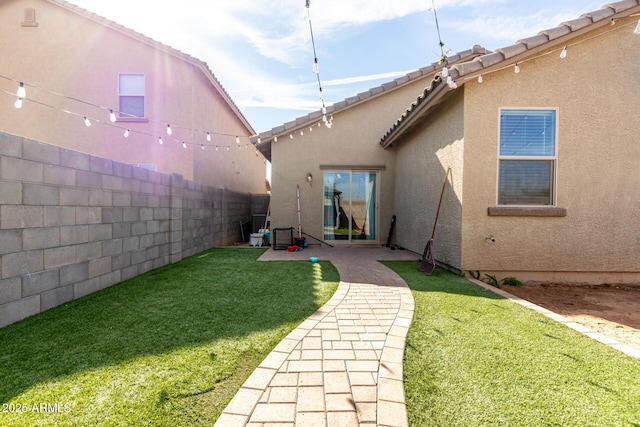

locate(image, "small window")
[[118, 74, 145, 118], [21, 8, 38, 27], [136, 164, 157, 171], [498, 109, 557, 205]]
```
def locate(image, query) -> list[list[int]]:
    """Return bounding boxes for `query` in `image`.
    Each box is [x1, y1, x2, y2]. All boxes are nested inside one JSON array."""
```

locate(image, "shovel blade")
[[418, 258, 435, 275], [418, 240, 436, 275]]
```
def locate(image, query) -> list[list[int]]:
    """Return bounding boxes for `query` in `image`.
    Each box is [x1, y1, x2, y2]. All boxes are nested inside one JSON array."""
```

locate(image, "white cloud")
[[444, 2, 606, 46], [321, 70, 416, 87]]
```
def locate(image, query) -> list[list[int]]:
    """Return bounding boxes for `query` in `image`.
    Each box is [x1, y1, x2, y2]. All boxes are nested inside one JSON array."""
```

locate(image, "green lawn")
[[0, 248, 339, 427], [383, 261, 640, 427]]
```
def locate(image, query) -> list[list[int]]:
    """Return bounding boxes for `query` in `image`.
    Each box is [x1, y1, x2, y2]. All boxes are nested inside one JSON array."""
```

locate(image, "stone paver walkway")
[[215, 246, 420, 427]]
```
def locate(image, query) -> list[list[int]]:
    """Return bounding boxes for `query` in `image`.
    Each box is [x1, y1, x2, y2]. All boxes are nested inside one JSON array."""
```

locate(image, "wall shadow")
[[0, 248, 338, 405]]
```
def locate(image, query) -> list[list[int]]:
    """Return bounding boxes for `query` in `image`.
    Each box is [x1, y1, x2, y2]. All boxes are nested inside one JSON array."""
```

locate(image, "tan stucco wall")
[[0, 0, 266, 194], [461, 24, 640, 283], [392, 89, 465, 269], [270, 77, 438, 246]]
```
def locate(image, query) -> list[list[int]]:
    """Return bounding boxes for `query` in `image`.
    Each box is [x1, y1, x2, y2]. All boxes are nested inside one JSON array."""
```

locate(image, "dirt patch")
[[502, 283, 640, 352]]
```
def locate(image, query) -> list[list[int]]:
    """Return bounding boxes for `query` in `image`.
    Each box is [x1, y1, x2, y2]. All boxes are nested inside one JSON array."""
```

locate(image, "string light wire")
[[305, 1, 332, 128], [2, 15, 636, 149], [0, 74, 264, 154]]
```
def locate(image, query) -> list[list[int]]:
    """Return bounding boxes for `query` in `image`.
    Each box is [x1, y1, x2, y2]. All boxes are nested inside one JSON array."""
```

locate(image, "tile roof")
[[253, 45, 488, 161], [47, 0, 255, 135], [379, 0, 640, 148]]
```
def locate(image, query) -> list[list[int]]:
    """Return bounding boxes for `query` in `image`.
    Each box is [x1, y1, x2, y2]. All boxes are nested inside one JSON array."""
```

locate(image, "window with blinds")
[[118, 74, 145, 118], [498, 109, 557, 205]]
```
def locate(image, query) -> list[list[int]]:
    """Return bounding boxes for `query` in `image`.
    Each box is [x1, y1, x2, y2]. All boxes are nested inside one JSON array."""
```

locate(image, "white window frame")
[[118, 73, 145, 119], [496, 108, 558, 207]]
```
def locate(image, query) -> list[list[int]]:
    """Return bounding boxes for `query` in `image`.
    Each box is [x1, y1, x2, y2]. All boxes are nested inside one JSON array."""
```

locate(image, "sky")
[[69, 0, 605, 133]]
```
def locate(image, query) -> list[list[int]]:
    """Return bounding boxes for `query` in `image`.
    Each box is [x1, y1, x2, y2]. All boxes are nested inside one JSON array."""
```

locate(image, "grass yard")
[[0, 248, 339, 426], [384, 261, 640, 427]]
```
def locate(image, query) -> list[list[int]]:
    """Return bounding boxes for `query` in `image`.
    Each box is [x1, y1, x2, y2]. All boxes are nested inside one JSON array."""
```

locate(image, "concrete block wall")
[[0, 132, 262, 328]]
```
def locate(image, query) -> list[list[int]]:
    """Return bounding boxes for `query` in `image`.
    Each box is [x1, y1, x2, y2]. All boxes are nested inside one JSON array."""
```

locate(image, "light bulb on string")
[[207, 132, 211, 142], [514, 63, 520, 73], [226, 146, 230, 151], [257, 137, 261, 144], [182, 141, 187, 149], [274, 136, 278, 142], [16, 82, 26, 99], [313, 58, 319, 74], [304, 0, 310, 20], [124, 129, 130, 138], [290, 134, 294, 139], [236, 135, 240, 144], [201, 144, 205, 150], [560, 46, 568, 59], [109, 109, 117, 122], [166, 124, 172, 135], [300, 130, 304, 136], [84, 116, 91, 127], [14, 98, 23, 108], [634, 19, 640, 35], [159, 137, 164, 145], [215, 146, 219, 152]]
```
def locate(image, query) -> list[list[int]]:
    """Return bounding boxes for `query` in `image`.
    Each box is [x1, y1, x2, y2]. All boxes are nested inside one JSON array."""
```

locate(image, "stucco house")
[[0, 0, 266, 193], [256, 1, 640, 285]]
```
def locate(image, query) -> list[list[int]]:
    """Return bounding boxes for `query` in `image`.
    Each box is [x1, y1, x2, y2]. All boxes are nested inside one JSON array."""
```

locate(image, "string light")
[[305, 0, 333, 128], [6, 9, 635, 156], [201, 144, 205, 150], [16, 82, 26, 99], [182, 141, 187, 149], [2, 73, 262, 153], [257, 137, 261, 144], [560, 46, 568, 59], [236, 135, 240, 144], [159, 137, 164, 145]]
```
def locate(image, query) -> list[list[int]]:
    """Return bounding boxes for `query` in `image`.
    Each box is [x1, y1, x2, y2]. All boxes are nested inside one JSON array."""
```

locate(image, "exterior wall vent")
[[21, 8, 38, 27]]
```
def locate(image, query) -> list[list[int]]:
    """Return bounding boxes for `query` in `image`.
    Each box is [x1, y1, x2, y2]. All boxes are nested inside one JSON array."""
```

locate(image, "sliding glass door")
[[323, 171, 377, 242]]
